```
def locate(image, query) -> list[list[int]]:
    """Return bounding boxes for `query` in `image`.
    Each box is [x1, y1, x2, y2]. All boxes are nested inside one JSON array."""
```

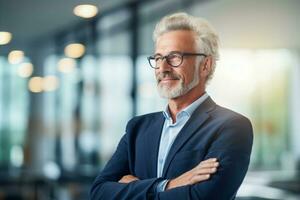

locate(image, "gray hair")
[[153, 12, 220, 82]]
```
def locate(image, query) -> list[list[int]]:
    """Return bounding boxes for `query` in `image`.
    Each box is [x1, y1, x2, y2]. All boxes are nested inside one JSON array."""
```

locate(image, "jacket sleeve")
[[90, 130, 162, 200], [156, 116, 253, 200]]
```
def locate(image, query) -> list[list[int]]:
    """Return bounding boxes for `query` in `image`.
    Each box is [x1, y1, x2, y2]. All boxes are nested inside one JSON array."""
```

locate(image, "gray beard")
[[157, 69, 200, 99]]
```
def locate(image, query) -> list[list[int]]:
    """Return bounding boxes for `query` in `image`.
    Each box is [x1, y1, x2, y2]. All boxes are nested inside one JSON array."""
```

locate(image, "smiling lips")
[[160, 78, 178, 83], [157, 72, 180, 84]]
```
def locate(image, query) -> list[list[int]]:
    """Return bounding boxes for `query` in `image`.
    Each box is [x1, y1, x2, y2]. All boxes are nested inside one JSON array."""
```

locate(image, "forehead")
[[155, 30, 196, 53]]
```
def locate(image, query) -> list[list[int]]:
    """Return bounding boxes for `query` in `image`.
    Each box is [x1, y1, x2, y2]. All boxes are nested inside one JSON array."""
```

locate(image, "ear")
[[200, 56, 212, 79]]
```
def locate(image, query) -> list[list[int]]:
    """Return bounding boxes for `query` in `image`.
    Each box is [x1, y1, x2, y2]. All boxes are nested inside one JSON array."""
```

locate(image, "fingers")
[[197, 158, 219, 168], [187, 158, 219, 185], [190, 174, 211, 184], [118, 175, 139, 184], [195, 166, 217, 175], [198, 161, 219, 169], [188, 167, 217, 185], [168, 158, 220, 188], [200, 158, 218, 164]]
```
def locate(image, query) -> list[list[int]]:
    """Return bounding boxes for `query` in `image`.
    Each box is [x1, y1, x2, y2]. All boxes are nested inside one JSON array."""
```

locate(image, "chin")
[[157, 85, 187, 99]]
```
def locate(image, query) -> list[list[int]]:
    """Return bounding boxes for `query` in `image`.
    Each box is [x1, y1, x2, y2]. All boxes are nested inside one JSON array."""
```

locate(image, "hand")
[[118, 174, 139, 184], [166, 158, 219, 190]]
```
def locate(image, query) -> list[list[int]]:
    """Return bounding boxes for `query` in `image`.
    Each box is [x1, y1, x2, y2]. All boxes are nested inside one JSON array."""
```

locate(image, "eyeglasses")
[[147, 51, 207, 69]]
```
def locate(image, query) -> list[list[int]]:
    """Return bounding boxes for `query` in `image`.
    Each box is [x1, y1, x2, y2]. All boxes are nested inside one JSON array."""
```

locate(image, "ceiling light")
[[73, 4, 98, 18], [43, 75, 59, 92], [58, 57, 76, 73], [17, 62, 34, 78], [8, 50, 24, 64], [28, 76, 43, 93], [0, 31, 12, 45], [64, 43, 85, 58]]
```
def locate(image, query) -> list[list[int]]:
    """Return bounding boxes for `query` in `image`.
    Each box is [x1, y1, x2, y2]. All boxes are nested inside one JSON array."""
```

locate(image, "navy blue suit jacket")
[[90, 97, 253, 200]]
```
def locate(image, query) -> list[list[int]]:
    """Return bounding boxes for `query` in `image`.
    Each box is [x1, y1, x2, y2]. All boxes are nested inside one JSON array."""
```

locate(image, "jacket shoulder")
[[211, 104, 252, 124], [125, 111, 163, 131]]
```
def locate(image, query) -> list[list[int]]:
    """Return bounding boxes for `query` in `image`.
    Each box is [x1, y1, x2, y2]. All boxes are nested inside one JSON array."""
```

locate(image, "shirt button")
[[159, 158, 163, 164]]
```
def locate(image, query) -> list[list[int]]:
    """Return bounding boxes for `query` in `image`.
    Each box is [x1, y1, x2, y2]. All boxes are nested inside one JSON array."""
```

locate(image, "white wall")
[[188, 0, 300, 48]]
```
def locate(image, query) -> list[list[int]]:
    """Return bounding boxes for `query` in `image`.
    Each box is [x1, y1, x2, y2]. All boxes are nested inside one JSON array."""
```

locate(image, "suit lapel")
[[162, 97, 216, 176], [145, 113, 165, 177]]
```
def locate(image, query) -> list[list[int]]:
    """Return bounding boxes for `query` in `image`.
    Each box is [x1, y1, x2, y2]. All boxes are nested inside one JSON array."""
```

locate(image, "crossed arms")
[[90, 116, 253, 200], [119, 158, 219, 190]]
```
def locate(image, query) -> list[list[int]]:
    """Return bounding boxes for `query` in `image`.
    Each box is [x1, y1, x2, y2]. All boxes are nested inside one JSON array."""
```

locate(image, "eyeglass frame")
[[147, 51, 207, 69]]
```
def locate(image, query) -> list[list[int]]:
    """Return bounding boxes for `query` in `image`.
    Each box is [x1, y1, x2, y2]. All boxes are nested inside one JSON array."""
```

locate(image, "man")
[[90, 12, 253, 200]]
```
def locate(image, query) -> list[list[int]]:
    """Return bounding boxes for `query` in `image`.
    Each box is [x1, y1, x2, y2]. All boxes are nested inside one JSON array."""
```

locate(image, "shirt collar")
[[163, 92, 209, 120]]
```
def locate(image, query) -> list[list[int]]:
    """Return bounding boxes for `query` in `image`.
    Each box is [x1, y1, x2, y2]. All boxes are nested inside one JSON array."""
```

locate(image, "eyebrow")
[[153, 51, 182, 57], [153, 53, 162, 57]]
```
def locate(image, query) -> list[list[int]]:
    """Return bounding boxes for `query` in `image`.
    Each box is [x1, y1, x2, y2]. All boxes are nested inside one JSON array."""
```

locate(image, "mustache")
[[156, 72, 181, 82]]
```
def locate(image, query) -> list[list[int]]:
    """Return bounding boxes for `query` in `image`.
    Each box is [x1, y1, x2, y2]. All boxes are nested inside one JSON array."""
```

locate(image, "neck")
[[168, 87, 205, 123]]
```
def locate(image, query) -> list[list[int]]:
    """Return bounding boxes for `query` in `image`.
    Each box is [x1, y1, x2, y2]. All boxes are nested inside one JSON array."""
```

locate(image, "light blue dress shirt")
[[156, 93, 209, 192]]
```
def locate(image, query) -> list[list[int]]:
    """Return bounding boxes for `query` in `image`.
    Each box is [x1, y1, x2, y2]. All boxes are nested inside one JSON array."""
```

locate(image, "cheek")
[[154, 70, 160, 78], [174, 71, 186, 84], [181, 61, 196, 81], [190, 64, 199, 80], [179, 70, 194, 84]]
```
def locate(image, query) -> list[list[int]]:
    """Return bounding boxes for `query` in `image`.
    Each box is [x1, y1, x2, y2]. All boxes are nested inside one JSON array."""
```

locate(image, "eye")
[[167, 53, 182, 62], [168, 53, 181, 59], [154, 55, 162, 62]]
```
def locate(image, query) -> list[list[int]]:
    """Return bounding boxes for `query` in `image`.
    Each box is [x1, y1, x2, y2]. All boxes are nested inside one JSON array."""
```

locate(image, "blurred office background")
[[0, 0, 299, 199]]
